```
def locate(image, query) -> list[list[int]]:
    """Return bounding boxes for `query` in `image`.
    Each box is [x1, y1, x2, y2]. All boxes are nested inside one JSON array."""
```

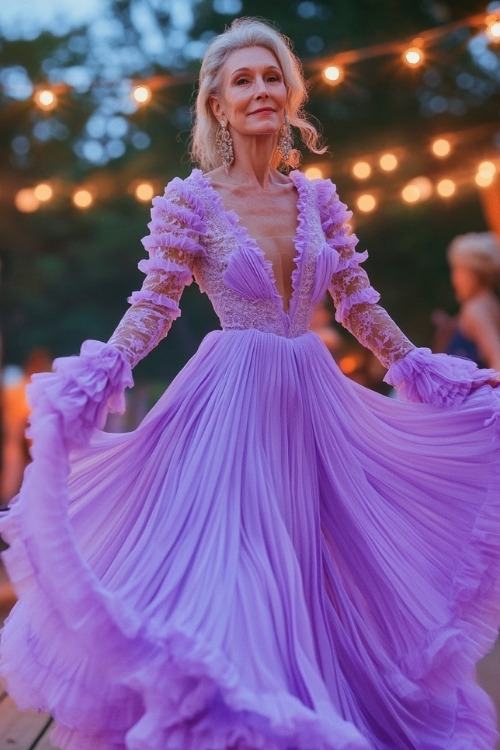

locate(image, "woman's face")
[[210, 46, 287, 139], [450, 264, 484, 303]]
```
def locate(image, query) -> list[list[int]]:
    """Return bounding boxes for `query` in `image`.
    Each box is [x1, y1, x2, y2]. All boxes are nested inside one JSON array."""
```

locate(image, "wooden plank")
[[32, 719, 57, 750], [0, 692, 53, 748]]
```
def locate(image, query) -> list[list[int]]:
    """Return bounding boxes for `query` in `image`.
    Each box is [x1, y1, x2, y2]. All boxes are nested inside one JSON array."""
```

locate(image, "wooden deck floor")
[[0, 687, 55, 749]]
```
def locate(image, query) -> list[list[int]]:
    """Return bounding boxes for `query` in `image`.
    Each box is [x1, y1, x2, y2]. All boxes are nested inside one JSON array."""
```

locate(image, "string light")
[[412, 176, 433, 199], [401, 183, 422, 203], [132, 85, 152, 104], [475, 160, 497, 187], [379, 153, 398, 172], [34, 89, 57, 110], [402, 46, 424, 67], [352, 161, 372, 179], [304, 166, 324, 179], [356, 194, 377, 212], [431, 138, 452, 158], [436, 179, 456, 198], [486, 15, 500, 41], [33, 183, 53, 202], [134, 182, 155, 202], [323, 65, 343, 84], [72, 189, 93, 209], [15, 188, 40, 213]]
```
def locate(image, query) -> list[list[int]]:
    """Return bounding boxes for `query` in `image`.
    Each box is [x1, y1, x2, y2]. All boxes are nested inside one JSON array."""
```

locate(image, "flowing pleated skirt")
[[1, 328, 500, 749]]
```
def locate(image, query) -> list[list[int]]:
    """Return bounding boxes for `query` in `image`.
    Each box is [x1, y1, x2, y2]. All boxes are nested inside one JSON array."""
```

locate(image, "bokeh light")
[[379, 153, 398, 172], [72, 189, 93, 209], [352, 161, 371, 179]]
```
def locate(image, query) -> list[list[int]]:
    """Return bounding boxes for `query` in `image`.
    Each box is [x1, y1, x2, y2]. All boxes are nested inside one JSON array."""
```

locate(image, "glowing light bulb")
[[304, 166, 324, 180], [410, 176, 433, 200], [431, 138, 451, 157], [478, 160, 496, 178], [73, 189, 93, 209], [401, 184, 421, 203], [34, 183, 53, 202], [379, 153, 398, 172], [15, 188, 40, 213], [135, 182, 155, 202], [352, 161, 371, 180], [133, 85, 151, 104], [403, 47, 423, 66], [323, 65, 343, 84], [486, 16, 500, 41], [34, 89, 57, 110], [436, 179, 456, 198], [356, 194, 377, 213]]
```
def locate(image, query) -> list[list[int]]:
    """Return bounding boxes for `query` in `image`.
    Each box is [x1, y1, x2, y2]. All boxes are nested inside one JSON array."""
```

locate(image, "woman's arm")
[[315, 179, 415, 369], [108, 178, 206, 368], [316, 179, 496, 405], [460, 297, 500, 371]]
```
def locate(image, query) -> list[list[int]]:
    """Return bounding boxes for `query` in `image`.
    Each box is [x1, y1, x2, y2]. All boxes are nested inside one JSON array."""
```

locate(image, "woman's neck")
[[227, 134, 280, 189]]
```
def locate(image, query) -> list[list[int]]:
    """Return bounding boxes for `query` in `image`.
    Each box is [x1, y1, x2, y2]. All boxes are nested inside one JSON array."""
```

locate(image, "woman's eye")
[[235, 77, 248, 85]]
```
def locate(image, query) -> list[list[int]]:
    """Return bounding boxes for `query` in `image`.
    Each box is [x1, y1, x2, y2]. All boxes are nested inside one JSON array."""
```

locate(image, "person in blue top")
[[443, 231, 500, 369]]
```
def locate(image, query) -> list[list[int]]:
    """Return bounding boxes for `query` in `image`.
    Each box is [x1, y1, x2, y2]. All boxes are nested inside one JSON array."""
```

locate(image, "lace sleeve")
[[108, 178, 206, 368], [316, 179, 414, 368]]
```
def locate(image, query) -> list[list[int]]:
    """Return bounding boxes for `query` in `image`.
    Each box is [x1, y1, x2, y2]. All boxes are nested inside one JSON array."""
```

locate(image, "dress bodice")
[[189, 170, 333, 338], [108, 167, 415, 370]]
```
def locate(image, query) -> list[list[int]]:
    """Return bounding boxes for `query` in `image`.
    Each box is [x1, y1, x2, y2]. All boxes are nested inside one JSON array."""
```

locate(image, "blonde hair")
[[447, 231, 500, 287], [190, 17, 326, 172]]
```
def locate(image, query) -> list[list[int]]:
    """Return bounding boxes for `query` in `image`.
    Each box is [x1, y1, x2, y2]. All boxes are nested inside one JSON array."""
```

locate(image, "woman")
[[1, 17, 500, 750], [445, 231, 500, 370]]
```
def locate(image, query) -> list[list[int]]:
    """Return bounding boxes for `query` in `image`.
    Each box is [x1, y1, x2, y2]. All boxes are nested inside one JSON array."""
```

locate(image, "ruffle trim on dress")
[[127, 290, 182, 318], [334, 288, 381, 324], [24, 341, 133, 451], [141, 231, 204, 258], [137, 257, 193, 285], [384, 347, 496, 407], [313, 180, 353, 234]]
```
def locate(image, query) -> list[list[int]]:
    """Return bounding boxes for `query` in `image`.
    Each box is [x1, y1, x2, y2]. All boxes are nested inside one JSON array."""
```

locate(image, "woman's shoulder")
[[461, 292, 500, 329], [164, 168, 206, 193], [157, 168, 213, 213]]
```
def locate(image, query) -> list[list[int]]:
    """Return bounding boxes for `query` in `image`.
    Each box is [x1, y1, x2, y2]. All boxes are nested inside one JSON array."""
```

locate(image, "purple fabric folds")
[[1, 168, 500, 749], [27, 340, 133, 449], [385, 346, 496, 406], [1, 330, 500, 749]]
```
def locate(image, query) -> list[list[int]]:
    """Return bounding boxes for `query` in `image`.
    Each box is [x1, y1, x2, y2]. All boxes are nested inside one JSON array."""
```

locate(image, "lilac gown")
[[1, 169, 500, 750]]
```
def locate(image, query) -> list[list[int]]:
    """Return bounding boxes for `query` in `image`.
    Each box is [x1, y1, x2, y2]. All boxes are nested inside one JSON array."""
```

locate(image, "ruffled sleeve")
[[384, 347, 496, 406], [108, 177, 207, 368], [316, 179, 415, 369]]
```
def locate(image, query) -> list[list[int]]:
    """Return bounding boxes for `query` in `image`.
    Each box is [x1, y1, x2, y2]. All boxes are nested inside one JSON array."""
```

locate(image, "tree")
[[0, 0, 499, 378]]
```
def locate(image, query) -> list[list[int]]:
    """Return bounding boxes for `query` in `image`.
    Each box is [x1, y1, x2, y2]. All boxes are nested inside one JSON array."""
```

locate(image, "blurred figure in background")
[[433, 231, 500, 370], [1, 347, 52, 504]]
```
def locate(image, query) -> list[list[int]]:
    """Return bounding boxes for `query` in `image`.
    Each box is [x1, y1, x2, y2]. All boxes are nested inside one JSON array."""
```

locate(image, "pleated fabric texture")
[[1, 329, 500, 750]]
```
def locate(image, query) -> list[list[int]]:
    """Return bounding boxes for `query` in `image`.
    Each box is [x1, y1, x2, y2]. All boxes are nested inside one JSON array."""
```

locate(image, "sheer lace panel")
[[318, 182, 415, 369], [108, 183, 206, 368]]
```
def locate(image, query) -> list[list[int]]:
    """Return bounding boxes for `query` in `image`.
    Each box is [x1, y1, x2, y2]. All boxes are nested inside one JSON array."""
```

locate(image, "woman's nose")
[[254, 77, 269, 97]]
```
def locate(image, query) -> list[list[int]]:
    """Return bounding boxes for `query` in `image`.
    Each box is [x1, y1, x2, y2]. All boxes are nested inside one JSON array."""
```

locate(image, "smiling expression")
[[210, 46, 288, 139]]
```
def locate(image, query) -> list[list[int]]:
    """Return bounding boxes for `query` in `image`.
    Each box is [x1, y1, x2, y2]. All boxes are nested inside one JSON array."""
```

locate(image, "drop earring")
[[215, 120, 234, 173], [278, 114, 293, 163]]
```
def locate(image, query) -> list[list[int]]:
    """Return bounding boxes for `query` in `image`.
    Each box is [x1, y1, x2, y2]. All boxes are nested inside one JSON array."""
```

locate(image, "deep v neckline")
[[201, 170, 305, 319]]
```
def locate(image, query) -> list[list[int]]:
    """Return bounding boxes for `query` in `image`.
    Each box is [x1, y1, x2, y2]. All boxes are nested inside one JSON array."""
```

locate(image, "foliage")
[[0, 0, 499, 377]]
